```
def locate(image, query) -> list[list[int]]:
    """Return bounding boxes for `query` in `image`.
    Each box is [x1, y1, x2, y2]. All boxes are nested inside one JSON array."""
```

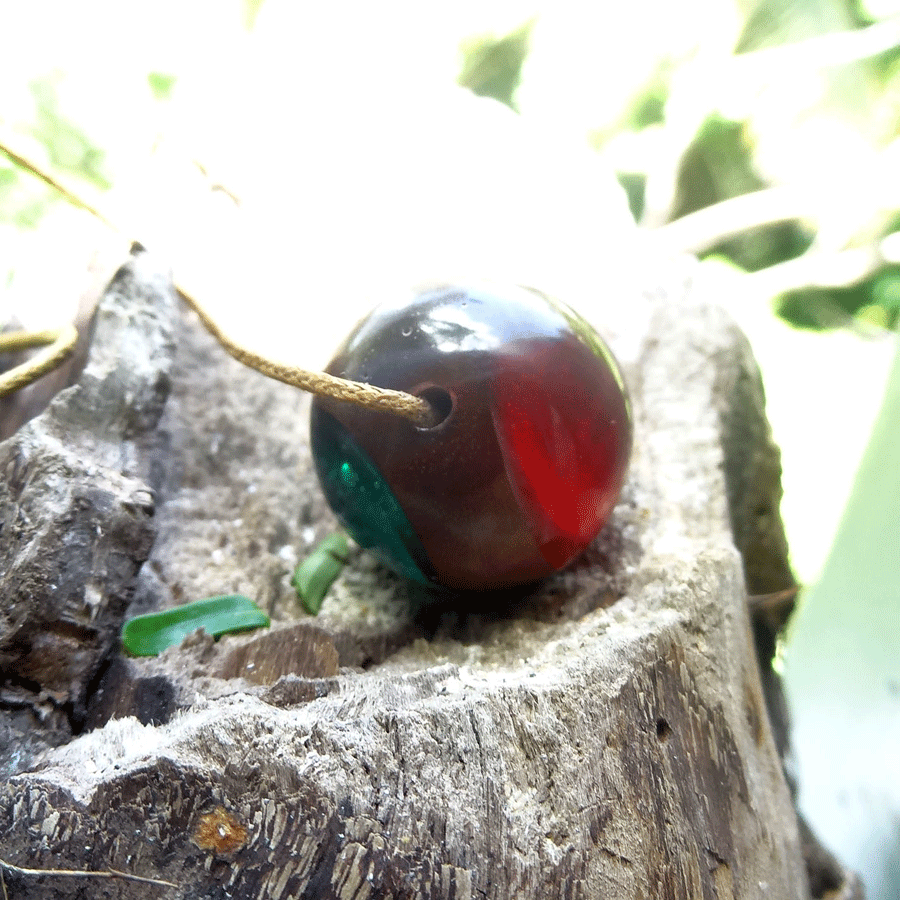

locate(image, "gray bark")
[[0, 248, 859, 898]]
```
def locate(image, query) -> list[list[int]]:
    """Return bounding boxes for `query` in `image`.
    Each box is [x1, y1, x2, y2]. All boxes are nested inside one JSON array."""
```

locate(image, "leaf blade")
[[122, 595, 270, 657], [291, 533, 349, 615]]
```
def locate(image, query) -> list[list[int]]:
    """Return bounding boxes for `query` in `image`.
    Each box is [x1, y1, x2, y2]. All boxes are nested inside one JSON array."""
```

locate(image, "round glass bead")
[[310, 285, 631, 591]]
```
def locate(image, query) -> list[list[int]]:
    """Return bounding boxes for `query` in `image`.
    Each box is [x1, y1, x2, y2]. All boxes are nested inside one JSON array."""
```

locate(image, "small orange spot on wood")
[[193, 806, 248, 854]]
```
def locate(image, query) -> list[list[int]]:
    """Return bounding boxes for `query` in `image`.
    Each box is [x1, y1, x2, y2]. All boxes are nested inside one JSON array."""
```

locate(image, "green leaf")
[[784, 331, 900, 900], [291, 533, 349, 615], [122, 595, 270, 656]]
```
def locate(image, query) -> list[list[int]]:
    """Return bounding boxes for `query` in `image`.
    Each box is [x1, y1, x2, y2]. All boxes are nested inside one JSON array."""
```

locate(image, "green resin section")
[[311, 409, 435, 586]]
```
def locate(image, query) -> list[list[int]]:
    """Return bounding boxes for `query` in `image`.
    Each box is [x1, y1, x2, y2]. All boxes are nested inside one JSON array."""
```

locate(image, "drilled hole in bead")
[[415, 385, 455, 429]]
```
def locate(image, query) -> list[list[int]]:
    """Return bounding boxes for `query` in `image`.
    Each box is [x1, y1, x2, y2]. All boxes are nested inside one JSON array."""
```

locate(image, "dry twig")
[[0, 856, 178, 891]]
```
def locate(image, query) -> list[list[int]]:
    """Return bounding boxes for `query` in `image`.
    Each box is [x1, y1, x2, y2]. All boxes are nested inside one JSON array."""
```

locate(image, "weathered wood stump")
[[0, 248, 859, 898]]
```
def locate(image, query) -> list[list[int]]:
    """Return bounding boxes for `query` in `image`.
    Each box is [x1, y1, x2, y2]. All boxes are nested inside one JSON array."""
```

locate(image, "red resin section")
[[491, 340, 627, 570]]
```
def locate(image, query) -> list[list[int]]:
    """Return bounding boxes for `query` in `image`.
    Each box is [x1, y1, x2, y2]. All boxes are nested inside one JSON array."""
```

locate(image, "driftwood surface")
[[0, 249, 857, 899]]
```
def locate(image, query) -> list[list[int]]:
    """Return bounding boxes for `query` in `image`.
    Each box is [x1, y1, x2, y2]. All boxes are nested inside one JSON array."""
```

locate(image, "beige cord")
[[177, 288, 437, 426], [0, 324, 79, 398], [0, 134, 436, 427]]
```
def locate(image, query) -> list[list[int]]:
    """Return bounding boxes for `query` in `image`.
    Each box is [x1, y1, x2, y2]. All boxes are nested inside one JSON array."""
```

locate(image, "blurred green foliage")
[[735, 0, 866, 51], [147, 72, 178, 101], [457, 13, 900, 336], [670, 115, 816, 272], [29, 75, 110, 190], [0, 161, 53, 229], [458, 21, 533, 110], [0, 74, 110, 230], [777, 264, 900, 329], [243, 0, 266, 30]]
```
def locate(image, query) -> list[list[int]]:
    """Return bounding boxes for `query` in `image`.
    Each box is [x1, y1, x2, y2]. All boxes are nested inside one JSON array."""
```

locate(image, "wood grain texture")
[[0, 250, 853, 898]]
